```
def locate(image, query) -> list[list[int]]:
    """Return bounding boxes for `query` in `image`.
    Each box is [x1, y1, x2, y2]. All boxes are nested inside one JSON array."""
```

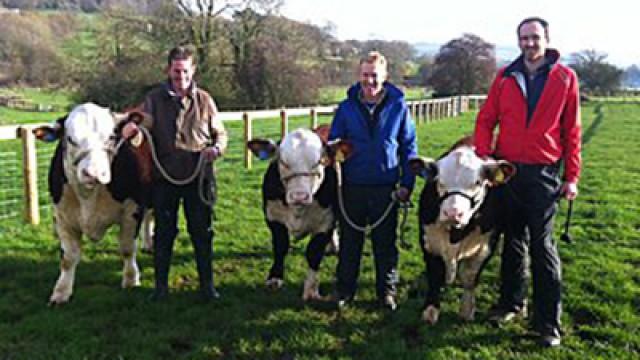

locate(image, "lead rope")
[[137, 126, 216, 206], [335, 161, 411, 248]]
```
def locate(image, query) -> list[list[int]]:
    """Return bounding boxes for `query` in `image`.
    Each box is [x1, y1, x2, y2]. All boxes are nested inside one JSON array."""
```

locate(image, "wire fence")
[[0, 148, 22, 220]]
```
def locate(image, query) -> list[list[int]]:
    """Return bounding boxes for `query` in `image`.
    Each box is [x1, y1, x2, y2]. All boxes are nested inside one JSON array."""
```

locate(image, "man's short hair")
[[360, 51, 388, 70], [167, 45, 196, 65], [517, 17, 549, 40]]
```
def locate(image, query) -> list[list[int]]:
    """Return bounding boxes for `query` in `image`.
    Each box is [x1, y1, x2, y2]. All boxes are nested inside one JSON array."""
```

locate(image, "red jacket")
[[474, 51, 582, 183]]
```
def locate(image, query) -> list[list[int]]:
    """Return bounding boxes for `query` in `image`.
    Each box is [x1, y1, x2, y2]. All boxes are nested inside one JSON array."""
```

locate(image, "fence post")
[[310, 108, 318, 129], [243, 112, 252, 170], [280, 109, 288, 138], [20, 127, 39, 225], [452, 97, 457, 117]]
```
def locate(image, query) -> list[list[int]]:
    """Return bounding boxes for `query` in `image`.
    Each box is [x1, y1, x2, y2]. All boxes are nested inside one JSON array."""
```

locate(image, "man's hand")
[[202, 146, 221, 162], [561, 181, 578, 200], [394, 186, 411, 203], [121, 122, 143, 147], [122, 122, 139, 139]]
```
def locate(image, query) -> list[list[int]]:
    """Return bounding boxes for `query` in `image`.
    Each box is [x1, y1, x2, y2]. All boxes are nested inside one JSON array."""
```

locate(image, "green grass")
[[0, 103, 639, 359], [0, 88, 71, 125]]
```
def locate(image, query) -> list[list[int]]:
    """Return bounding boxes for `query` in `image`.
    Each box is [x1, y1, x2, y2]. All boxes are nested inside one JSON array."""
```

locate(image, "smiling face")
[[359, 59, 388, 101], [166, 58, 196, 95], [518, 20, 549, 63]]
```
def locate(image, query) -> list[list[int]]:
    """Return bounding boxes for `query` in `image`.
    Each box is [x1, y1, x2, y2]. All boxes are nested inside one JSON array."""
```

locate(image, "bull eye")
[[66, 135, 78, 147], [279, 160, 290, 170]]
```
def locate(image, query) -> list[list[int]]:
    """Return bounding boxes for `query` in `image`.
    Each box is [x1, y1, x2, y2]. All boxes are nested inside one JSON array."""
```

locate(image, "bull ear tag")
[[43, 132, 59, 143], [334, 148, 346, 163], [494, 168, 505, 183], [258, 149, 271, 160]]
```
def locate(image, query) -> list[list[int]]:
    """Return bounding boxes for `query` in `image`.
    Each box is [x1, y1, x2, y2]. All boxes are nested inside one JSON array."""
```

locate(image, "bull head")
[[248, 127, 351, 206], [34, 103, 145, 190], [412, 145, 515, 228]]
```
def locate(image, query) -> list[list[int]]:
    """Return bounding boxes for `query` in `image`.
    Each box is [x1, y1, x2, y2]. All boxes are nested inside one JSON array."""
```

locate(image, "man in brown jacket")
[[124, 45, 228, 301]]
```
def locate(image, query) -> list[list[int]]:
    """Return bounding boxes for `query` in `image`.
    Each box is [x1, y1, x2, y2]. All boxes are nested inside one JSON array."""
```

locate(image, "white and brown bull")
[[409, 137, 515, 324], [247, 126, 351, 301], [34, 103, 153, 305]]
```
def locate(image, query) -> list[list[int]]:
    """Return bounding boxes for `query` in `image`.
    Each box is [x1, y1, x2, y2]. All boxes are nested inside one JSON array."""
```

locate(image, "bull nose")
[[82, 168, 110, 185], [288, 191, 311, 204], [81, 168, 97, 183], [444, 208, 463, 221]]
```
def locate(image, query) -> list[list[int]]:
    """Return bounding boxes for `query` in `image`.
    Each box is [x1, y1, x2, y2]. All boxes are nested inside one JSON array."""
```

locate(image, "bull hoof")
[[265, 277, 284, 290], [422, 305, 440, 325], [459, 296, 476, 321], [460, 306, 475, 321], [302, 289, 327, 302], [122, 278, 141, 288], [48, 292, 71, 306], [122, 274, 141, 288]]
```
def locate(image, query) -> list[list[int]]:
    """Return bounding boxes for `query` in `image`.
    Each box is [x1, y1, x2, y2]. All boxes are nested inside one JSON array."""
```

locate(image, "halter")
[[66, 132, 126, 167], [278, 159, 323, 184], [439, 190, 481, 210]]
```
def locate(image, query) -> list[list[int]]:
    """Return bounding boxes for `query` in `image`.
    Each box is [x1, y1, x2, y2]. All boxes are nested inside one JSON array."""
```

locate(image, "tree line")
[[1, 0, 637, 110]]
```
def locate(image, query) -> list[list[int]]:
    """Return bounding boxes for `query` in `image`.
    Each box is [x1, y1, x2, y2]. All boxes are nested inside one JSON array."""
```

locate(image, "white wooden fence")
[[0, 95, 486, 224]]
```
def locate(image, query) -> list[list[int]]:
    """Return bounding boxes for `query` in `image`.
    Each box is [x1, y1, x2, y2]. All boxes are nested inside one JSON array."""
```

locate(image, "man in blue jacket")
[[329, 51, 418, 311]]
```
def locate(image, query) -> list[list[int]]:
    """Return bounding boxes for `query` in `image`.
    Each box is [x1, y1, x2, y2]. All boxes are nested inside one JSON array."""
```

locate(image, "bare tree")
[[428, 33, 496, 96], [569, 50, 623, 95]]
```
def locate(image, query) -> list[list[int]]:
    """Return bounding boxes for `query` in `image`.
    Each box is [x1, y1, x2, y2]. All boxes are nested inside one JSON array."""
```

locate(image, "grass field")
[[0, 101, 638, 359]]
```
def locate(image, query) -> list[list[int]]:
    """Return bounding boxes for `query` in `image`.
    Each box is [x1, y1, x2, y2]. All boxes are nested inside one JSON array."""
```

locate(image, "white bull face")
[[63, 103, 121, 188], [435, 148, 489, 227], [411, 145, 515, 228], [278, 129, 327, 206]]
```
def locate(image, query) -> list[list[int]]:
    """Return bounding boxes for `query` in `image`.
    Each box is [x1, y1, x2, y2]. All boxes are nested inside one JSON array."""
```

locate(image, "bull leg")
[[119, 210, 141, 289], [303, 233, 331, 301], [422, 250, 446, 325], [458, 250, 490, 321], [140, 210, 154, 253], [49, 224, 82, 305], [266, 220, 289, 290]]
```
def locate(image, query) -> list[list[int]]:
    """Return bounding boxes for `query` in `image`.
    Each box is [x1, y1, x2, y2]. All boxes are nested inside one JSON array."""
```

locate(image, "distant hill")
[[413, 41, 520, 66], [413, 42, 583, 67]]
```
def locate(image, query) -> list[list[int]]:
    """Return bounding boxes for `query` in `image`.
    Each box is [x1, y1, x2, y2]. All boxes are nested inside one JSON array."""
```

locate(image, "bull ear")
[[313, 124, 331, 143], [33, 115, 66, 142], [33, 123, 63, 143], [483, 160, 516, 186], [113, 110, 149, 125], [247, 139, 278, 160], [126, 111, 149, 124], [409, 157, 438, 180], [324, 138, 353, 165]]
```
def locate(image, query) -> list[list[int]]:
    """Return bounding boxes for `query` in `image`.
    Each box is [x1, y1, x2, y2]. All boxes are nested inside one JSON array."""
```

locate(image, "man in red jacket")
[[474, 17, 581, 347]]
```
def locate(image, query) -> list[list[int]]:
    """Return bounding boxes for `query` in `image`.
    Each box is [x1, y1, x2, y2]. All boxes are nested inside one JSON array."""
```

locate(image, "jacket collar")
[[504, 48, 560, 76], [347, 81, 405, 104], [164, 80, 197, 99]]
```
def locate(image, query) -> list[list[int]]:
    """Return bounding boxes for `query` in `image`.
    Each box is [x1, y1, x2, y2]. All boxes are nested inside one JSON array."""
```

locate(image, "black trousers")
[[336, 184, 399, 300], [498, 163, 563, 332], [152, 177, 215, 292]]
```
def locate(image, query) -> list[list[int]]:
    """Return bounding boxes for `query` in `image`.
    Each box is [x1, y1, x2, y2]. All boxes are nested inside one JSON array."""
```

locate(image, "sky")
[[281, 0, 639, 68]]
